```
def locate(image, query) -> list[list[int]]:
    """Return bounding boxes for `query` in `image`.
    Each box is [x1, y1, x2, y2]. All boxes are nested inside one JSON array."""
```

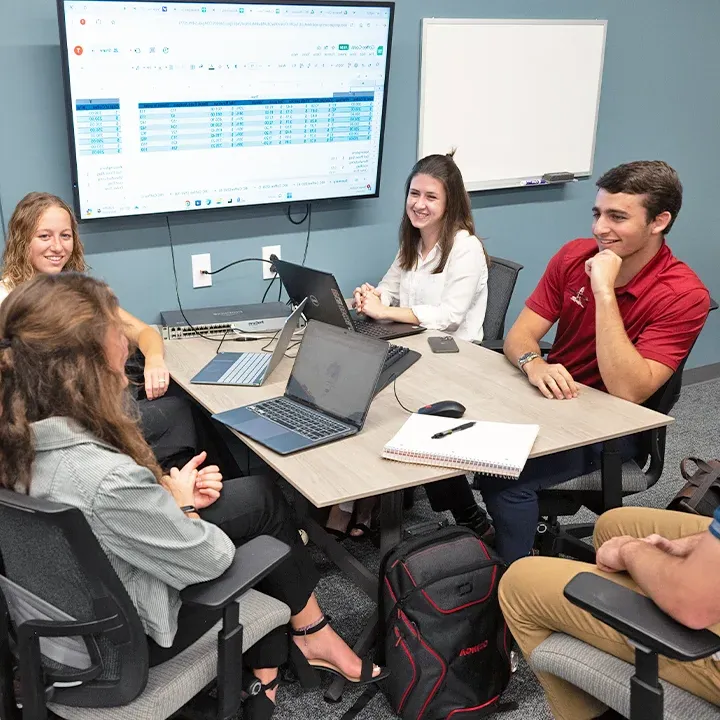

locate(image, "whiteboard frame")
[[418, 18, 608, 192]]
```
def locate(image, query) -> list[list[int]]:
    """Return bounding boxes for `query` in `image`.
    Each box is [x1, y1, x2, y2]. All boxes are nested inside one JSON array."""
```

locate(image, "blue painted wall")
[[1, 0, 719, 367]]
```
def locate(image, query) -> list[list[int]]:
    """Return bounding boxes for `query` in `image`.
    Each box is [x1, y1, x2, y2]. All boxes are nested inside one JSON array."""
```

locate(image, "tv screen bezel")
[[56, 0, 395, 222]]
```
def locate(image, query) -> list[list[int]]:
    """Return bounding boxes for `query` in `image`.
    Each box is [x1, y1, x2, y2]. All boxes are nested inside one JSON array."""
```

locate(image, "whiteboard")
[[419, 19, 607, 191]]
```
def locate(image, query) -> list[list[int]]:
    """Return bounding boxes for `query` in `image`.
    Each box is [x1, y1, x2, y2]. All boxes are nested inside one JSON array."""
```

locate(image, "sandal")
[[289, 615, 389, 686], [348, 522, 379, 547], [243, 676, 279, 720], [325, 526, 350, 541]]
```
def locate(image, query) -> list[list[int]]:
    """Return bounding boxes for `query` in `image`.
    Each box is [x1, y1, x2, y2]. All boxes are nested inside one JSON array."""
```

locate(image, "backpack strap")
[[680, 457, 720, 483], [338, 685, 378, 720]]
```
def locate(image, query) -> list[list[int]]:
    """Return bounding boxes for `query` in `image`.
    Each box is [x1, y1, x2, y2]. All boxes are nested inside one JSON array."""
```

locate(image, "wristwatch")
[[180, 505, 197, 515], [517, 351, 541, 375]]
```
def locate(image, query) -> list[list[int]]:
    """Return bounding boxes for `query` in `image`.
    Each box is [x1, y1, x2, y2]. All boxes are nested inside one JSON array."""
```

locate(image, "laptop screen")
[[273, 259, 355, 331], [285, 321, 387, 427]]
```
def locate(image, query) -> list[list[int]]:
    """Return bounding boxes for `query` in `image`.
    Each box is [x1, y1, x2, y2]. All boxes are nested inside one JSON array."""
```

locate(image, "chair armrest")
[[478, 338, 505, 352], [181, 536, 290, 610], [564, 572, 720, 662]]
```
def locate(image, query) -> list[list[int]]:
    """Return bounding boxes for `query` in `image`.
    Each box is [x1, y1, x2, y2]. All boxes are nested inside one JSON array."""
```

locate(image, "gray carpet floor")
[[254, 379, 720, 720]]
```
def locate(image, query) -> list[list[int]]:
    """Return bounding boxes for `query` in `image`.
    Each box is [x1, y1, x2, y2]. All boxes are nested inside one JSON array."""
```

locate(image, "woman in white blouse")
[[354, 152, 489, 342], [327, 154, 492, 540]]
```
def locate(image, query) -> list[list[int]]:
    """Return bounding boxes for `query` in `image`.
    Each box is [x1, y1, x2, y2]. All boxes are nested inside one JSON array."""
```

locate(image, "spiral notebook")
[[382, 414, 540, 478]]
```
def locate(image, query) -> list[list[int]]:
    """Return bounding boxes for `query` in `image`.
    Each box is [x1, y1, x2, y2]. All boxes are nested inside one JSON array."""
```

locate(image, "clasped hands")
[[160, 451, 223, 512], [353, 283, 386, 320]]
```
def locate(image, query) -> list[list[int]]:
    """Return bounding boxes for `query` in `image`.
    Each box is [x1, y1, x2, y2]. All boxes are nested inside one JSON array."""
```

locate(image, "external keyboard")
[[383, 343, 410, 372], [248, 397, 349, 441], [218, 353, 270, 385]]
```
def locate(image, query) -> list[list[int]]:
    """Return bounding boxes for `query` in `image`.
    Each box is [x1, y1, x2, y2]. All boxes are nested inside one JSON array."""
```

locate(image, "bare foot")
[[292, 623, 381, 681]]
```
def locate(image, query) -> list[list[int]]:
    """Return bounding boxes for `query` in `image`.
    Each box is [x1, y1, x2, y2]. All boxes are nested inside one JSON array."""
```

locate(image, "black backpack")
[[377, 524, 515, 720]]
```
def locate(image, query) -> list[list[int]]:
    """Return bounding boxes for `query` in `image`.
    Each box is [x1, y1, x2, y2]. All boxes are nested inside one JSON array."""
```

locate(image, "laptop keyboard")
[[218, 353, 270, 385], [248, 397, 350, 441], [384, 344, 410, 372], [354, 317, 405, 338]]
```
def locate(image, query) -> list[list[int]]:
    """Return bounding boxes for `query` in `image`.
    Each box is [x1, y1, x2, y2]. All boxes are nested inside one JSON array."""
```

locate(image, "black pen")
[[431, 422, 476, 439]]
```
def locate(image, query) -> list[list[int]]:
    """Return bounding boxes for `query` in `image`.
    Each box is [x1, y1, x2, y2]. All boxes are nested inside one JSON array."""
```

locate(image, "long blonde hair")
[[2, 192, 88, 290], [0, 273, 161, 492]]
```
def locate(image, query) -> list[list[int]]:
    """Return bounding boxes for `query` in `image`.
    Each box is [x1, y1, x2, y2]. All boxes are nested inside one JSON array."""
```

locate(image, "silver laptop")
[[211, 320, 389, 455], [190, 300, 306, 387]]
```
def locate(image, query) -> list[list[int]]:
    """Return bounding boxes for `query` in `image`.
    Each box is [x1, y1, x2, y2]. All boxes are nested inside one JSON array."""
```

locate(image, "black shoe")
[[455, 505, 495, 545], [289, 615, 389, 686], [244, 677, 279, 720]]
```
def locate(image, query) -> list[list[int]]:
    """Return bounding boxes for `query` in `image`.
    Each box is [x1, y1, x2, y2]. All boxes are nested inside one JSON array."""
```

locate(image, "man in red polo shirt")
[[466, 160, 708, 564]]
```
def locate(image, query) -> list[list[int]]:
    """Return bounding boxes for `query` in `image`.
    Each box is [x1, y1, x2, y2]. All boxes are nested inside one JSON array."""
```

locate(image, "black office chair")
[[535, 297, 718, 561], [478, 256, 552, 355], [478, 256, 523, 352], [0, 489, 291, 720], [528, 573, 720, 720]]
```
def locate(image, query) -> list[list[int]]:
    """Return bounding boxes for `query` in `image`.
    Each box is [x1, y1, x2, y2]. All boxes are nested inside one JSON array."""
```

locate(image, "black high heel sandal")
[[243, 676, 279, 720], [289, 616, 389, 686]]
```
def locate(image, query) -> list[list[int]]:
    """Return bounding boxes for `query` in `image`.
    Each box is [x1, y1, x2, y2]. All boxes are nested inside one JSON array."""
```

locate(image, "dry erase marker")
[[431, 422, 476, 439]]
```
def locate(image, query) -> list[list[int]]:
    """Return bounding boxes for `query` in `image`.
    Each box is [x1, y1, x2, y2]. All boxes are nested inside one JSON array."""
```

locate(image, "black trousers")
[[147, 475, 320, 668], [126, 349, 242, 477]]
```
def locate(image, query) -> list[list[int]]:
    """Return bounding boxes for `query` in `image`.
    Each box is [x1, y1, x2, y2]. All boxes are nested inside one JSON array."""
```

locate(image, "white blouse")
[[376, 230, 488, 343], [0, 280, 10, 306]]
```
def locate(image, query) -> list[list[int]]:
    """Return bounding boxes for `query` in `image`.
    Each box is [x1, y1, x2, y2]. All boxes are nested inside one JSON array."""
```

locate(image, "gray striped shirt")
[[29, 417, 235, 647]]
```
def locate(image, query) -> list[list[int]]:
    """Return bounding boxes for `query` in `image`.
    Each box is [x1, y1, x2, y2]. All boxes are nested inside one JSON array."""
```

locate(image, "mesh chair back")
[[482, 257, 523, 342], [0, 489, 148, 708]]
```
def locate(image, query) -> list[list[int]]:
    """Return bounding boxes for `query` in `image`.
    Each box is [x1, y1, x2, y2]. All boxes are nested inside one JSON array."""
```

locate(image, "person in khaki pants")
[[499, 506, 720, 720]]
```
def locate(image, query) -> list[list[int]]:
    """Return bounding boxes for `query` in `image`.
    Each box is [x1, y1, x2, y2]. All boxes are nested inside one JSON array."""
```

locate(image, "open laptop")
[[190, 300, 306, 387], [272, 258, 426, 341], [211, 320, 388, 455]]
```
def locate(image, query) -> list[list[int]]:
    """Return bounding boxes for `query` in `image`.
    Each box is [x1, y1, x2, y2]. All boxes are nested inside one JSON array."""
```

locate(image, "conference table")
[[164, 328, 672, 699]]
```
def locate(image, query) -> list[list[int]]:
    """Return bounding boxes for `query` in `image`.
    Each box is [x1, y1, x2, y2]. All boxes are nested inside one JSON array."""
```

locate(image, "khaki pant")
[[499, 507, 720, 720]]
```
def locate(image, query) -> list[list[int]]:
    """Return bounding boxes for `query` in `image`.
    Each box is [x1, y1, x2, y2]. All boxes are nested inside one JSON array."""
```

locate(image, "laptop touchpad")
[[243, 417, 288, 440]]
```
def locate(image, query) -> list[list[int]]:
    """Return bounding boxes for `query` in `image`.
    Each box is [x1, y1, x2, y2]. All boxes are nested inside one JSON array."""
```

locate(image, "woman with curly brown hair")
[[0, 272, 385, 719]]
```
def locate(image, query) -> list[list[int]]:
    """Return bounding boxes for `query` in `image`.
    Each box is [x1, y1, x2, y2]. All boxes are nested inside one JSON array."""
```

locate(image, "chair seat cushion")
[[541, 459, 647, 493], [49, 589, 291, 720], [529, 633, 719, 720]]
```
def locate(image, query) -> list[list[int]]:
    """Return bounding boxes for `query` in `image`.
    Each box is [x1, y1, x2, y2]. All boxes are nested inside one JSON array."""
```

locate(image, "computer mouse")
[[417, 400, 466, 419]]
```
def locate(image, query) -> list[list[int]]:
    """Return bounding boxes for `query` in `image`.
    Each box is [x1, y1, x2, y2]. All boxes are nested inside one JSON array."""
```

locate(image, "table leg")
[[378, 489, 404, 558], [324, 490, 404, 702], [601, 439, 623, 511]]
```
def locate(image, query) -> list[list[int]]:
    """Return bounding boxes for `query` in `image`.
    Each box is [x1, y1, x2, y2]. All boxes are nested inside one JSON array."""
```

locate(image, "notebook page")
[[382, 414, 540, 477]]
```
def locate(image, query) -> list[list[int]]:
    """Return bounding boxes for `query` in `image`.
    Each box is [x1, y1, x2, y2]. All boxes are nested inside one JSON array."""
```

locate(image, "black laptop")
[[272, 258, 426, 341], [211, 320, 389, 455]]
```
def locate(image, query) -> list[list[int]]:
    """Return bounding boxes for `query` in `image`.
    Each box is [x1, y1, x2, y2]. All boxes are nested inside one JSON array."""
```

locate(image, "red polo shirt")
[[526, 238, 710, 391]]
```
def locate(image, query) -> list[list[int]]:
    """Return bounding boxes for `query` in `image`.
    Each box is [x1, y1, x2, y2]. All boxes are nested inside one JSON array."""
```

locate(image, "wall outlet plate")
[[262, 245, 281, 280], [191, 253, 212, 288]]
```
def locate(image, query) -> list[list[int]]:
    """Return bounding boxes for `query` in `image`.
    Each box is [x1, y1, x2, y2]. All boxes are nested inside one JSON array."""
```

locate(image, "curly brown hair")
[[0, 273, 161, 492], [1, 192, 88, 290]]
